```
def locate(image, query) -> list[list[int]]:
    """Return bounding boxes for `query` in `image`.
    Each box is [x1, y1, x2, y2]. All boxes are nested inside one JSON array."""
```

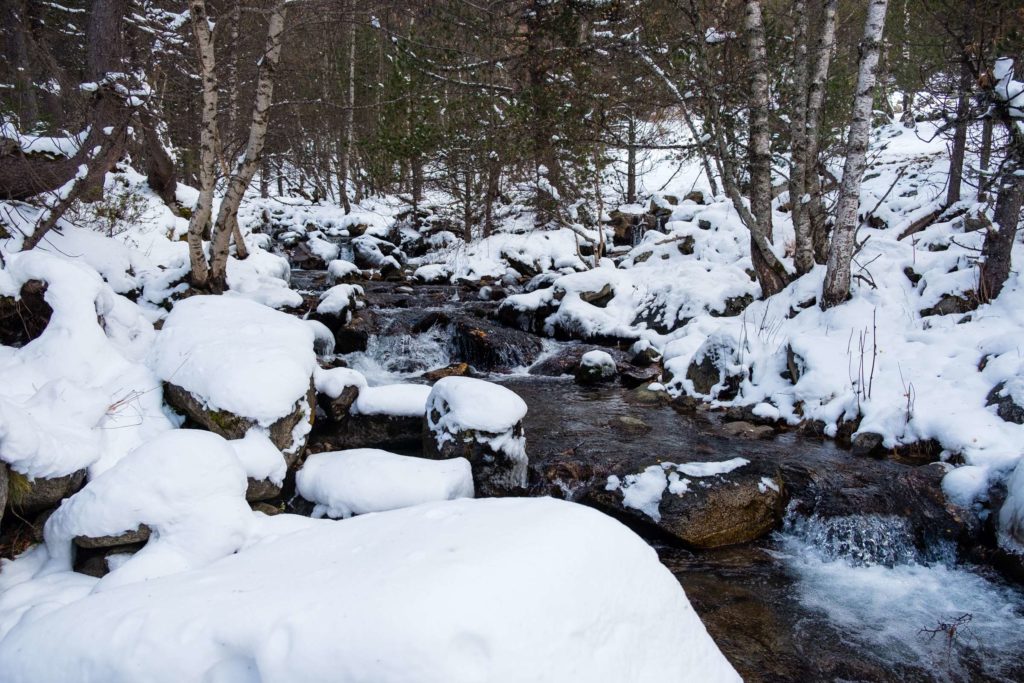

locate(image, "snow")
[[0, 497, 739, 683], [316, 283, 363, 317], [426, 377, 527, 433], [676, 458, 748, 477], [327, 258, 360, 281], [352, 383, 431, 417], [314, 366, 368, 399], [1000, 458, 1024, 553], [151, 295, 315, 426], [296, 448, 474, 518], [230, 429, 286, 486], [580, 349, 616, 374]]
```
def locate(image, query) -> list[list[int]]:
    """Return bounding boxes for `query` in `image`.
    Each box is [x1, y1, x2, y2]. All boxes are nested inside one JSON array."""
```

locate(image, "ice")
[[296, 448, 473, 518]]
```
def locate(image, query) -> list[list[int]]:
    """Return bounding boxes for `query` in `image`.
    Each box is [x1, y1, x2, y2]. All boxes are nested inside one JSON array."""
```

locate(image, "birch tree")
[[821, 0, 890, 309]]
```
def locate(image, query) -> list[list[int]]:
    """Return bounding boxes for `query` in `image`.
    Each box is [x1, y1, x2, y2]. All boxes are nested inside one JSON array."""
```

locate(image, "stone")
[[585, 457, 786, 549], [721, 421, 775, 440], [677, 235, 695, 256], [578, 283, 615, 308], [851, 431, 885, 457], [987, 382, 1024, 425], [684, 190, 706, 204], [619, 365, 661, 389], [246, 478, 283, 503], [446, 316, 543, 372], [421, 362, 474, 381], [74, 525, 152, 549], [685, 335, 744, 400], [0, 464, 7, 529], [8, 469, 87, 513], [920, 294, 975, 317], [163, 381, 315, 456], [575, 350, 618, 385]]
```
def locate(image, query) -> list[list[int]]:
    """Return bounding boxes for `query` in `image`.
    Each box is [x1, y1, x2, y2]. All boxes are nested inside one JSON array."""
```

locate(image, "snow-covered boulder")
[[673, 331, 746, 400], [296, 448, 473, 518], [575, 349, 617, 385], [152, 296, 317, 457], [314, 283, 364, 326], [590, 457, 785, 548], [425, 377, 528, 496], [352, 234, 402, 275], [1000, 459, 1024, 552], [413, 263, 452, 284], [0, 497, 740, 682], [327, 258, 360, 283]]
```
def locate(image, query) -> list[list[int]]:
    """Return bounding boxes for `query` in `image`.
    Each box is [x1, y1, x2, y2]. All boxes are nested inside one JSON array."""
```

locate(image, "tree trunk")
[[979, 115, 993, 200], [946, 58, 972, 206], [2, 0, 39, 126], [208, 1, 288, 292], [185, 0, 219, 288], [802, 0, 839, 266], [626, 115, 637, 204], [979, 160, 1023, 301], [821, 0, 890, 310], [339, 1, 357, 215], [789, 0, 813, 275]]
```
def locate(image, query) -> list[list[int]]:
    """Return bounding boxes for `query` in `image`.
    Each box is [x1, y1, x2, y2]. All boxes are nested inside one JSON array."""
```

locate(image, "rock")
[[0, 464, 7, 528], [677, 235, 695, 256], [698, 219, 713, 230], [424, 377, 528, 497], [246, 478, 283, 503], [684, 190, 706, 204], [252, 502, 282, 516], [685, 334, 744, 400], [74, 543, 145, 578], [714, 294, 754, 318], [0, 280, 51, 347], [421, 362, 474, 381], [287, 241, 327, 270], [446, 316, 543, 372], [987, 382, 1024, 425], [920, 294, 975, 317], [352, 235, 402, 273], [721, 421, 775, 440], [586, 457, 786, 549], [340, 414, 424, 451], [163, 381, 315, 456], [783, 344, 803, 383], [613, 416, 651, 434], [578, 283, 614, 308], [74, 525, 151, 549], [629, 383, 671, 405], [8, 469, 87, 513], [332, 311, 374, 354], [620, 365, 661, 389], [851, 431, 885, 457], [575, 350, 617, 385], [631, 343, 662, 367], [903, 267, 922, 285]]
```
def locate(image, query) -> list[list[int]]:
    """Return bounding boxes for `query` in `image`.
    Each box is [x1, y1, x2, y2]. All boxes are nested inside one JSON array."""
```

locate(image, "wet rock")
[[851, 431, 885, 457], [0, 280, 51, 347], [286, 241, 327, 270], [424, 378, 528, 497], [575, 350, 617, 385], [332, 312, 373, 354], [586, 457, 786, 549], [74, 525, 152, 549], [9, 469, 87, 513], [721, 421, 775, 440], [421, 362, 474, 381], [986, 382, 1024, 424], [340, 414, 424, 451], [620, 365, 661, 389], [631, 344, 662, 367], [163, 381, 315, 455], [629, 383, 671, 406], [447, 316, 543, 372], [613, 416, 651, 434]]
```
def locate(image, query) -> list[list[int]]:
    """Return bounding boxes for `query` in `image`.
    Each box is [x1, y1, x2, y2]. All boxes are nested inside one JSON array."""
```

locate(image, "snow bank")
[[151, 295, 315, 425], [42, 430, 252, 590], [353, 383, 431, 417], [0, 498, 739, 682], [296, 448, 473, 518]]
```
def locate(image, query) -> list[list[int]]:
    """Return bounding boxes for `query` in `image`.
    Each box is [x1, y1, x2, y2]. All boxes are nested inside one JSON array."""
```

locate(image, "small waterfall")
[[783, 514, 929, 567]]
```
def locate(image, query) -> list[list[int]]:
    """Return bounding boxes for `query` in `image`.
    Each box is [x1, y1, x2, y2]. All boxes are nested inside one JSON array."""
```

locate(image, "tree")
[[821, 0, 891, 310]]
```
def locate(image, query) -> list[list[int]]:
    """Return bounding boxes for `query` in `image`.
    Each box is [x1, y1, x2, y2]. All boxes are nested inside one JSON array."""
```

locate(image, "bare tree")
[[822, 0, 891, 309]]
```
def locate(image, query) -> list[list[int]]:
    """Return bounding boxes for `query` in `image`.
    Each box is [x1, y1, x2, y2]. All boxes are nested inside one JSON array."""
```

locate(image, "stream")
[[292, 268, 1024, 682]]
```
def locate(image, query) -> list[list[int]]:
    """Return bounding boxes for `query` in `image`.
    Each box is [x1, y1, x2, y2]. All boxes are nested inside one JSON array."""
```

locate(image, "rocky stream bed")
[[291, 267, 1024, 683]]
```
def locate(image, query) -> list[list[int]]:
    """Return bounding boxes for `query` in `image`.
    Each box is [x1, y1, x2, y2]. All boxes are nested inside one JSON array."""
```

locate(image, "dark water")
[[307, 271, 1024, 682]]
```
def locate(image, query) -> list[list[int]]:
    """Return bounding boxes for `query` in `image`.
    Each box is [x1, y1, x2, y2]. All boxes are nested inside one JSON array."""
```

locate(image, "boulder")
[[8, 469, 87, 513], [620, 365, 661, 389], [586, 457, 786, 549], [163, 381, 315, 456], [721, 421, 775, 440], [0, 279, 51, 347], [74, 525, 152, 549], [575, 350, 617, 385], [421, 362, 474, 381], [424, 377, 528, 497], [851, 431, 885, 457], [685, 334, 745, 400]]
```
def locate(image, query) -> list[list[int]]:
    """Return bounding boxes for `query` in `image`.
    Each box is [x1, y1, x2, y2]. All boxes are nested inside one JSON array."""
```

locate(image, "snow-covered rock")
[[575, 349, 617, 385], [296, 448, 473, 518], [425, 377, 529, 496], [315, 283, 364, 323], [1000, 459, 1024, 553], [0, 497, 739, 682], [152, 295, 316, 455], [327, 258, 360, 283]]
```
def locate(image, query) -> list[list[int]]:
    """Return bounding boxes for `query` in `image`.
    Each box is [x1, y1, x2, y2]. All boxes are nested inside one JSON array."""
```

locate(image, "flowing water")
[[298, 269, 1024, 682]]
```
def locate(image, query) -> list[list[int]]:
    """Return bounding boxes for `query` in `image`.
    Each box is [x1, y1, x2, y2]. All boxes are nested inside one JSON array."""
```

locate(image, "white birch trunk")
[[821, 0, 890, 309], [185, 0, 218, 288]]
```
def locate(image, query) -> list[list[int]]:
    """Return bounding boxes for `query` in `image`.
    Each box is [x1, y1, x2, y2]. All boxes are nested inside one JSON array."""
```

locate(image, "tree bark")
[[789, 0, 813, 275], [802, 0, 839, 266], [339, 1, 357, 215], [821, 0, 890, 310], [207, 1, 288, 291], [626, 115, 637, 204], [946, 58, 972, 206]]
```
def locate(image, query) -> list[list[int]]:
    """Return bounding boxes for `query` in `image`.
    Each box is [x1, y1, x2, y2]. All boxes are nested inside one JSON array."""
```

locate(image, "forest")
[[1, 1, 1023, 681]]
